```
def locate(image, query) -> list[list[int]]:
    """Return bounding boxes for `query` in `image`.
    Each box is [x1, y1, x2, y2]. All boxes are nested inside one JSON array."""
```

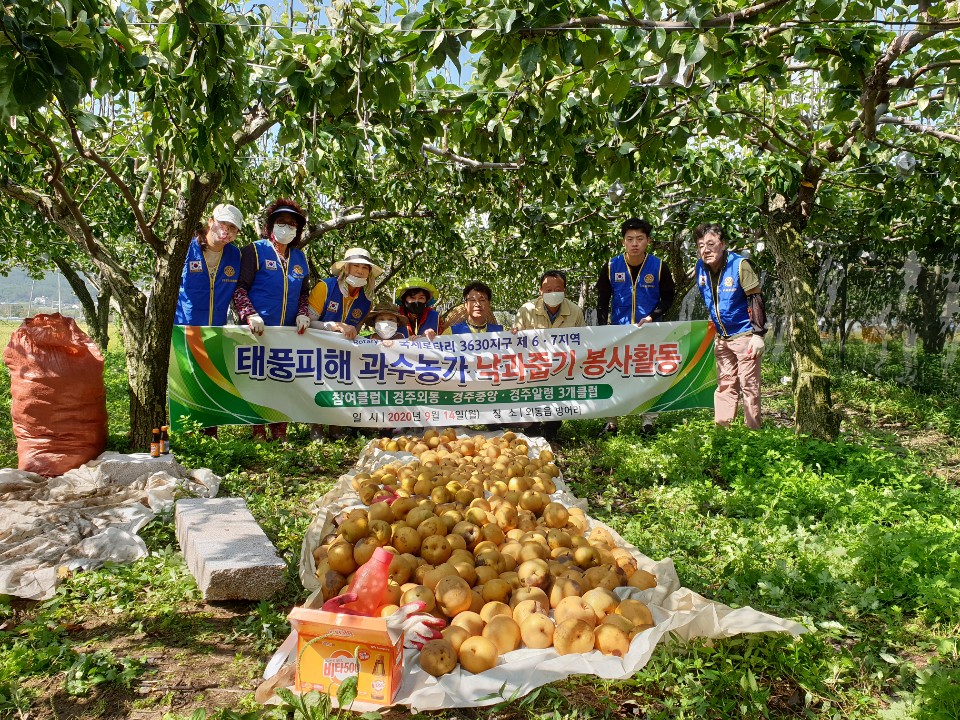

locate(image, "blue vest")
[[174, 238, 241, 326], [399, 308, 441, 337], [449, 321, 504, 334], [695, 251, 754, 338], [247, 240, 308, 327], [309, 277, 372, 327], [609, 253, 663, 325]]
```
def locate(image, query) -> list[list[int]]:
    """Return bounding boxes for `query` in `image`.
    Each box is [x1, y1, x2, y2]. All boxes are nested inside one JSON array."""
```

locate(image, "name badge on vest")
[[614, 272, 626, 282], [698, 273, 706, 286], [265, 259, 278, 270], [327, 301, 339, 312], [189, 261, 203, 273]]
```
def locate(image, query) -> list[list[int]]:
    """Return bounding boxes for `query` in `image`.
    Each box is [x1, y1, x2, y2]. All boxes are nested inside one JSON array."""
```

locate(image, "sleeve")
[[308, 280, 328, 316], [650, 264, 676, 321], [595, 262, 612, 326], [570, 304, 585, 327], [512, 303, 532, 331], [233, 245, 259, 322], [297, 266, 311, 316], [739, 259, 761, 294], [747, 292, 768, 335], [441, 326, 453, 335]]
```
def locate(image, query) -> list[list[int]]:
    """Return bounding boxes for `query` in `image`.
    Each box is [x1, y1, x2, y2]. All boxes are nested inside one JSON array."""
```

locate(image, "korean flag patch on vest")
[[188, 261, 203, 273], [614, 272, 626, 283], [265, 259, 278, 270], [327, 301, 340, 313]]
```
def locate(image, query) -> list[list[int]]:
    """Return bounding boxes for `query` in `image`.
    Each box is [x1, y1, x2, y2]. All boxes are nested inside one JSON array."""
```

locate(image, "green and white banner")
[[168, 322, 717, 430]]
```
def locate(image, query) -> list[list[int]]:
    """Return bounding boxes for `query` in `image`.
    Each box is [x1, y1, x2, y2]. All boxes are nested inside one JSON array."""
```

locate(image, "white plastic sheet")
[[288, 433, 808, 712], [0, 452, 220, 599]]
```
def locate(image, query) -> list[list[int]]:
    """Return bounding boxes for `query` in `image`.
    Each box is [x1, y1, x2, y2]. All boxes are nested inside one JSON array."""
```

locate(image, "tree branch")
[[877, 115, 960, 143], [553, 0, 791, 30], [233, 103, 278, 148], [888, 59, 960, 88], [422, 143, 524, 170], [303, 209, 435, 243], [722, 110, 806, 155], [62, 113, 164, 255]]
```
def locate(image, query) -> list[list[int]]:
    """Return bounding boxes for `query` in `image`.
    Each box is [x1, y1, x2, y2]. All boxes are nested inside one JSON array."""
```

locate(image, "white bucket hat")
[[330, 247, 383, 277], [212, 203, 244, 229]]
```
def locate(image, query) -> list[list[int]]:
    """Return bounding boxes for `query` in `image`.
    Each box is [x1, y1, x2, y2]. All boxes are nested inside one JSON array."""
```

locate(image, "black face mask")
[[404, 300, 427, 316]]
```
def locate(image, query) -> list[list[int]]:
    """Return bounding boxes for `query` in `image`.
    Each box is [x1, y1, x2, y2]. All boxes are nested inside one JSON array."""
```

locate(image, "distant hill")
[[0, 267, 96, 306]]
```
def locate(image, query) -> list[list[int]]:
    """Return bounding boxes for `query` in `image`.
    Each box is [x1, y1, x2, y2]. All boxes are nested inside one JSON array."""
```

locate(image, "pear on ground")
[[520, 613, 555, 649]]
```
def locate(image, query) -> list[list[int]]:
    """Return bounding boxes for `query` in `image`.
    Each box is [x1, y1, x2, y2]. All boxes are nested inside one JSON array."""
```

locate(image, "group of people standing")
[[174, 200, 768, 440]]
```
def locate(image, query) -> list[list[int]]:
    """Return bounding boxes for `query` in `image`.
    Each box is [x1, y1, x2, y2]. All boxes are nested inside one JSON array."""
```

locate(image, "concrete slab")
[[175, 497, 287, 601]]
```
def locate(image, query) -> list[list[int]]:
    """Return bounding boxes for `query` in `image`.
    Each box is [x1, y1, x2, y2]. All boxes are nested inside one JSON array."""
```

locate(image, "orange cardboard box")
[[288, 607, 404, 706]]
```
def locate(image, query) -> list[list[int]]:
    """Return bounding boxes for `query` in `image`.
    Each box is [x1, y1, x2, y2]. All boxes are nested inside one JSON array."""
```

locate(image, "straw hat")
[[363, 301, 410, 328], [330, 248, 383, 277], [394, 277, 440, 306]]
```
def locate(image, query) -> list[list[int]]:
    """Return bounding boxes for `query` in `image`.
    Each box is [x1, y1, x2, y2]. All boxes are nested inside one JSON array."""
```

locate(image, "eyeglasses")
[[465, 295, 490, 305]]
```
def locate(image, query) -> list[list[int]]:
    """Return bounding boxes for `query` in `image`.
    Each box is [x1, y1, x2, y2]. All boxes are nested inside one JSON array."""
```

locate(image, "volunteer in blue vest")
[[395, 278, 444, 339], [307, 247, 381, 340], [693, 223, 768, 429], [443, 282, 504, 334], [174, 203, 244, 438], [596, 217, 676, 435], [234, 199, 311, 442], [307, 248, 381, 441]]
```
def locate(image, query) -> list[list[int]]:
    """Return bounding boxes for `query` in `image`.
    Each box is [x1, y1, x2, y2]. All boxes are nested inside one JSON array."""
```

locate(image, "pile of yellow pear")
[[312, 428, 657, 676]]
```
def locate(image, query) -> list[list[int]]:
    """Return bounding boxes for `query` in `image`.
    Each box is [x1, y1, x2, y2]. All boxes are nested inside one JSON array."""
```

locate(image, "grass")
[[0, 330, 958, 719]]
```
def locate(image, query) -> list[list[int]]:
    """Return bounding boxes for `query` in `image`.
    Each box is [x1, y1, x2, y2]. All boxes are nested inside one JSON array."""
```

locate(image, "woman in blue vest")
[[395, 277, 444, 339], [174, 203, 244, 439], [307, 247, 381, 339], [443, 281, 504, 334], [234, 199, 311, 442], [175, 203, 243, 327]]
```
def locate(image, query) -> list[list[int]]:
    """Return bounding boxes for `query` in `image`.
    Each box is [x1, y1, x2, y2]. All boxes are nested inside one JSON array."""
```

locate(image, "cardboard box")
[[288, 607, 404, 705]]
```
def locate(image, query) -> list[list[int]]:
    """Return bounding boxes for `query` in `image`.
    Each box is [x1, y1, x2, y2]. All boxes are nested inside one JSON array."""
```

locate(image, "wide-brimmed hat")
[[330, 247, 383, 277], [267, 204, 306, 226], [394, 277, 439, 306], [212, 203, 244, 229], [363, 301, 409, 328]]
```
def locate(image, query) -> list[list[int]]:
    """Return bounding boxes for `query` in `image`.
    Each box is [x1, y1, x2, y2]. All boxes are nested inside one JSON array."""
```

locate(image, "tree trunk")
[[663, 227, 693, 321], [766, 193, 842, 440], [51, 257, 111, 350], [838, 249, 851, 367], [914, 260, 949, 354], [120, 174, 219, 448]]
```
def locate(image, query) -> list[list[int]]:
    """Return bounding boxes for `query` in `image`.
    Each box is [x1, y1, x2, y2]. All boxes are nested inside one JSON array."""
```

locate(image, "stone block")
[[175, 497, 286, 601]]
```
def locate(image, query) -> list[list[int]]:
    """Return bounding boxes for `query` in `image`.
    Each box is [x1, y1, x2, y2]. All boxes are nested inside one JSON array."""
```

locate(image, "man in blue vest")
[[443, 282, 504, 334], [596, 218, 676, 435], [693, 223, 768, 429]]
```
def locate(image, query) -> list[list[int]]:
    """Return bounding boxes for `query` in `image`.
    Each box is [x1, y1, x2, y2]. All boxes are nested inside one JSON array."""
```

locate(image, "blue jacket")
[[609, 253, 663, 325], [448, 321, 504, 334], [308, 277, 373, 327], [174, 238, 241, 326], [399, 308, 441, 337], [247, 240, 308, 327], [695, 251, 754, 338]]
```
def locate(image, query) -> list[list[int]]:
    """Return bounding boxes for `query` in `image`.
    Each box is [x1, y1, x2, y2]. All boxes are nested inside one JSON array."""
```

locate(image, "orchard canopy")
[[1, 0, 958, 444]]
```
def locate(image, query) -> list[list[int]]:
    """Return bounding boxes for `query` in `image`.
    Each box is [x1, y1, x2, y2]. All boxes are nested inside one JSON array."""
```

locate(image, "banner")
[[168, 322, 717, 430]]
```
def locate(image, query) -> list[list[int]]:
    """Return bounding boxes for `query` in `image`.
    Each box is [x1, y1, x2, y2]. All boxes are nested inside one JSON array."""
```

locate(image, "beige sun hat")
[[330, 248, 384, 277]]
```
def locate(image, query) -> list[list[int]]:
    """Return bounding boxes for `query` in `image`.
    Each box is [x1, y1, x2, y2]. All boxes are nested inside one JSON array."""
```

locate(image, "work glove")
[[247, 314, 265, 336], [746, 333, 766, 359], [296, 314, 310, 334], [320, 594, 446, 650]]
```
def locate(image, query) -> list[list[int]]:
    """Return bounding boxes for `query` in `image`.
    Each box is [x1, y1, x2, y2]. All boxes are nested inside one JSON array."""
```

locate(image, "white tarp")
[[285, 433, 808, 712], [0, 452, 220, 599]]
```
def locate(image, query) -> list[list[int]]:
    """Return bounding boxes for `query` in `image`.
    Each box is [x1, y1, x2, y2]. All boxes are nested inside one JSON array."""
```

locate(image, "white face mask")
[[542, 291, 565, 307], [346, 274, 368, 288], [375, 321, 397, 338], [272, 224, 296, 244]]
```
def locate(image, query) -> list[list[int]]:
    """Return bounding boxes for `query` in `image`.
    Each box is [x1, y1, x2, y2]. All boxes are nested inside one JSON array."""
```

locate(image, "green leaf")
[[519, 44, 541, 76], [11, 67, 49, 109], [399, 11, 422, 31], [337, 675, 359, 708], [685, 36, 707, 65]]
